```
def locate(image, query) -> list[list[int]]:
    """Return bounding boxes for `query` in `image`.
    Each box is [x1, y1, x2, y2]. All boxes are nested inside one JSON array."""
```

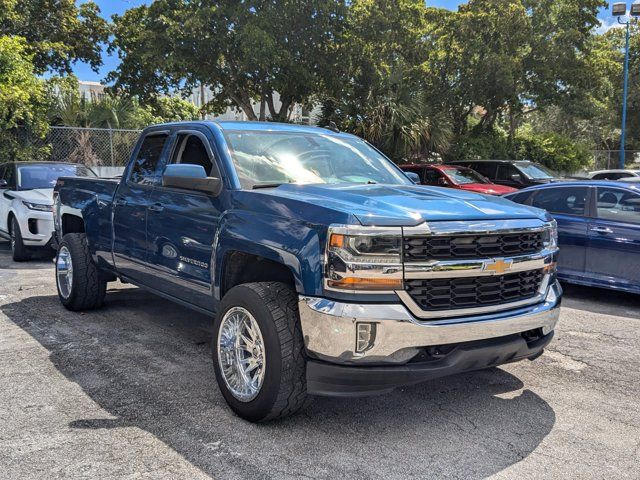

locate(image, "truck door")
[[145, 130, 223, 311], [112, 131, 170, 283]]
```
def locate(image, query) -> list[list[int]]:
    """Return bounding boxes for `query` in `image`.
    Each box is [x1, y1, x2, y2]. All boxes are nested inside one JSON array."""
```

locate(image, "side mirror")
[[405, 171, 421, 184], [162, 164, 222, 195], [510, 173, 523, 183], [437, 177, 450, 186], [0, 179, 7, 189]]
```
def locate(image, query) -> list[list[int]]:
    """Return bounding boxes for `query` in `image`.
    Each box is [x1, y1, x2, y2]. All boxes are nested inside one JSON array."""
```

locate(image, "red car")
[[401, 164, 518, 195]]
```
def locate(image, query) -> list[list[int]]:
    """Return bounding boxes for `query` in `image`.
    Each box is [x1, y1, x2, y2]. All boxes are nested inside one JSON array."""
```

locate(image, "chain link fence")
[[11, 127, 640, 175], [593, 150, 640, 171], [9, 126, 141, 168]]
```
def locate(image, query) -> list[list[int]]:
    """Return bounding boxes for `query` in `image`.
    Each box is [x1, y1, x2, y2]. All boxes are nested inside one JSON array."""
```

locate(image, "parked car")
[[588, 169, 640, 180], [400, 164, 517, 195], [505, 181, 640, 294], [52, 121, 561, 422], [448, 160, 563, 189], [0, 162, 96, 261]]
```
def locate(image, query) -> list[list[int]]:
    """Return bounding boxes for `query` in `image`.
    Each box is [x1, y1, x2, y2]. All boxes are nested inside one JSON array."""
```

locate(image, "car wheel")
[[55, 233, 107, 311], [10, 216, 31, 262], [212, 282, 309, 422]]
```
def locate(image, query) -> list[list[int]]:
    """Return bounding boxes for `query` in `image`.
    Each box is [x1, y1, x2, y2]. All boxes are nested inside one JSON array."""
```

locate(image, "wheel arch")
[[213, 212, 325, 301], [217, 249, 299, 300], [60, 213, 86, 235]]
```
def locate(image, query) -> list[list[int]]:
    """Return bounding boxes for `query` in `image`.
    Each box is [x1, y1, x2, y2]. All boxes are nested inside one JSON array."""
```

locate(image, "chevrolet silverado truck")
[[52, 121, 561, 422]]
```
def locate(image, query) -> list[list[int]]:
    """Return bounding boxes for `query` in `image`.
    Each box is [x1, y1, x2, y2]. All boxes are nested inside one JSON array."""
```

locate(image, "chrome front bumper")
[[299, 280, 562, 365]]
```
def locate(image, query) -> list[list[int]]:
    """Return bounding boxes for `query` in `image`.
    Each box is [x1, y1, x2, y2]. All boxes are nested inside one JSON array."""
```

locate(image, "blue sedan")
[[505, 181, 640, 294]]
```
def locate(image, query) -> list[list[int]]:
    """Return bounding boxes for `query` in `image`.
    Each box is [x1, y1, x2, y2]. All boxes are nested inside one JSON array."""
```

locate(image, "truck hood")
[[263, 184, 547, 226], [10, 188, 54, 205]]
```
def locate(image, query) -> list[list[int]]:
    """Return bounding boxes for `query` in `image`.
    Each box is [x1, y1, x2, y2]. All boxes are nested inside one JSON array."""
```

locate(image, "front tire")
[[213, 282, 309, 422], [10, 217, 30, 262], [55, 233, 107, 311]]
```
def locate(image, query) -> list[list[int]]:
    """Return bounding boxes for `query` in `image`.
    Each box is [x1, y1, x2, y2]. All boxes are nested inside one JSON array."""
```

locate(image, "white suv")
[[0, 162, 96, 261]]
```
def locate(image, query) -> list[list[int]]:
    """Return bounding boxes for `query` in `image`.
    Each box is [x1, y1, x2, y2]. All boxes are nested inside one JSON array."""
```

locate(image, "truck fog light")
[[356, 322, 377, 354]]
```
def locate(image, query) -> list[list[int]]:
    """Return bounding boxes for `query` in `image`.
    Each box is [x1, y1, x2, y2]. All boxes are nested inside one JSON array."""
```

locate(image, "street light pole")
[[619, 18, 631, 169], [613, 2, 640, 169]]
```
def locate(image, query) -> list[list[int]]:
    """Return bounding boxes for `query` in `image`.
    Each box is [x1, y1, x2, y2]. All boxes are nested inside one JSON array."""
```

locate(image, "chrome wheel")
[[10, 227, 15, 251], [56, 246, 73, 299], [217, 307, 266, 402]]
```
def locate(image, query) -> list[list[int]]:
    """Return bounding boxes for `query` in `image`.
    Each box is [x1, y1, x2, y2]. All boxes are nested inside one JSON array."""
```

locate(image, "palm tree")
[[320, 69, 451, 162]]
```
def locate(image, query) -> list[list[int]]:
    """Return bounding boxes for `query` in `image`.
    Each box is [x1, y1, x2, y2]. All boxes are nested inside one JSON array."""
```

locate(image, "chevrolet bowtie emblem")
[[483, 259, 513, 274]]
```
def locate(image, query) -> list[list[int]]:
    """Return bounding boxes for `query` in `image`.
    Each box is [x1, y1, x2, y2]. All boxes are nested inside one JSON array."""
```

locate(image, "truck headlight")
[[22, 201, 52, 212], [542, 221, 558, 249], [325, 225, 403, 292]]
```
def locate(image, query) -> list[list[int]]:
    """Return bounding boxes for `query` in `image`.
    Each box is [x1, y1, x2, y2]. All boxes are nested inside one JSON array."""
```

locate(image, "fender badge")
[[483, 259, 513, 275]]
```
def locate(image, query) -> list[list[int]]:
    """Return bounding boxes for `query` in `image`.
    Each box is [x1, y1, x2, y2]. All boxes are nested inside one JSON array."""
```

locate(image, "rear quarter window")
[[506, 191, 531, 205]]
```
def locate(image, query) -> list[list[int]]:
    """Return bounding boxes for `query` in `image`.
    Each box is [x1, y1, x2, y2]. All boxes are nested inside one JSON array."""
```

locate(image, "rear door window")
[[130, 134, 169, 185], [531, 187, 589, 216], [472, 163, 497, 179], [596, 187, 640, 224]]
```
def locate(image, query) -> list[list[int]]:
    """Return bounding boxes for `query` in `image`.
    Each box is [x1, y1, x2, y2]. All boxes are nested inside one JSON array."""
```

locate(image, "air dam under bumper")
[[299, 281, 561, 396]]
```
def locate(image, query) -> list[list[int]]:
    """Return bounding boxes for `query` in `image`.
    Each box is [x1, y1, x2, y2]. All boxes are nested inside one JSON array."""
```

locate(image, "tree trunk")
[[259, 96, 266, 121], [230, 92, 257, 121], [266, 93, 277, 119]]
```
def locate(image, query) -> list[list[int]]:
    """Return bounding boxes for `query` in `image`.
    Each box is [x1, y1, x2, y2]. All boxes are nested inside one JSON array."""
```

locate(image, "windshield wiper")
[[252, 183, 284, 189]]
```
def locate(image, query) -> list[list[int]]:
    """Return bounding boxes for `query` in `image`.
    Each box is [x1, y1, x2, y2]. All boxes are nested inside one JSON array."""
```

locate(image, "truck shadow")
[[2, 289, 555, 479]]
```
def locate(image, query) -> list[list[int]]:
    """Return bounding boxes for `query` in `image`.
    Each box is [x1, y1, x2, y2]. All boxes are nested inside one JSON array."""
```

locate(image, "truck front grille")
[[405, 269, 544, 311], [403, 232, 543, 261]]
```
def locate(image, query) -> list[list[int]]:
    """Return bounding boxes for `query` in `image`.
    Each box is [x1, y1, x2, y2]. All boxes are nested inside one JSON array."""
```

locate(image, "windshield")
[[224, 131, 412, 189], [515, 162, 557, 180], [17, 164, 96, 190], [445, 167, 489, 185]]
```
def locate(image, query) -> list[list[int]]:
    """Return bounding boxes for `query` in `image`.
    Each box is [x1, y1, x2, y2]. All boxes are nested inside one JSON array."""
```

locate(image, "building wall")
[[78, 81, 106, 102], [189, 85, 318, 124]]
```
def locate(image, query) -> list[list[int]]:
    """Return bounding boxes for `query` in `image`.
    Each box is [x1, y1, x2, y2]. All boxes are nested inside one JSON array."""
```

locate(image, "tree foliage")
[[109, 0, 347, 121], [48, 80, 200, 130], [319, 0, 451, 161], [0, 0, 109, 74], [0, 35, 49, 161]]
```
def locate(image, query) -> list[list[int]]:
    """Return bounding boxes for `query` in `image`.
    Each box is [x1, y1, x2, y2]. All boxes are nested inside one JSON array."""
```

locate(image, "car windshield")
[[515, 162, 557, 180], [224, 131, 412, 189], [17, 164, 96, 190], [445, 167, 489, 185]]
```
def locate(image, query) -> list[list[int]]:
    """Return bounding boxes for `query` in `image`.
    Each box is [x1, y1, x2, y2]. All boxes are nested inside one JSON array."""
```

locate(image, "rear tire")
[[10, 217, 31, 262], [212, 282, 309, 422], [55, 233, 107, 311]]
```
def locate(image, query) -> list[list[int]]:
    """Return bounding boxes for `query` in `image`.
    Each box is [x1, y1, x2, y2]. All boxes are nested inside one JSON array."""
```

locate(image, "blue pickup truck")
[[52, 121, 561, 422]]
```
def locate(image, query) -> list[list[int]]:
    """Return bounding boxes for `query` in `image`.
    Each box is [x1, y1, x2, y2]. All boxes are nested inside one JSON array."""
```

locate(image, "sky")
[[73, 0, 620, 83]]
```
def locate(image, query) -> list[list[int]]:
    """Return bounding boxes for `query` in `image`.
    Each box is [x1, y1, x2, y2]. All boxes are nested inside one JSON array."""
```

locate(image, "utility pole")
[[613, 3, 640, 169]]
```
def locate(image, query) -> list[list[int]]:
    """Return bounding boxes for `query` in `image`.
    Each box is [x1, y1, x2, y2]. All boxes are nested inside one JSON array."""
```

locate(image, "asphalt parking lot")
[[0, 241, 638, 479]]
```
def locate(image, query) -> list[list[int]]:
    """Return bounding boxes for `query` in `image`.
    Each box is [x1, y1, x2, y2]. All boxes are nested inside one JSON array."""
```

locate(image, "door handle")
[[590, 226, 613, 234], [148, 203, 164, 212]]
